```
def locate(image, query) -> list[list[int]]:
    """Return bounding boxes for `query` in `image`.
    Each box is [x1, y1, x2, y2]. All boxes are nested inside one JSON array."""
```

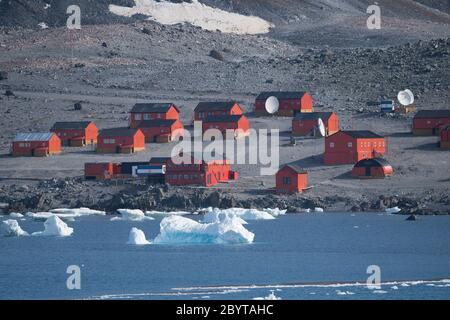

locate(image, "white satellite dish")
[[265, 96, 279, 114], [397, 89, 414, 106], [317, 118, 326, 137]]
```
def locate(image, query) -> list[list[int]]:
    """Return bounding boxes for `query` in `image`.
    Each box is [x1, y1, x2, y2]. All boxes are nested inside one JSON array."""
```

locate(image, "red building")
[[412, 110, 450, 136], [97, 128, 145, 154], [130, 103, 180, 128], [351, 158, 393, 179], [12, 133, 61, 157], [324, 131, 386, 165], [194, 101, 243, 121], [255, 91, 313, 116], [292, 112, 339, 137], [84, 162, 119, 180], [136, 119, 184, 143], [440, 125, 450, 150], [275, 164, 308, 194], [50, 121, 98, 146], [165, 154, 232, 187], [202, 115, 251, 139]]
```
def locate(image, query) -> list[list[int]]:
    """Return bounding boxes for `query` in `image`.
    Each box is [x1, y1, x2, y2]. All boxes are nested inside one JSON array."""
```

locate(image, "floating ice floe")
[[32, 216, 73, 237], [8, 212, 24, 218], [201, 207, 283, 221], [253, 290, 281, 300], [314, 207, 324, 212], [385, 207, 401, 214], [145, 210, 191, 217], [336, 290, 355, 295], [202, 212, 248, 225], [109, 0, 273, 35], [127, 227, 151, 245], [153, 215, 254, 245], [112, 209, 155, 221], [1, 219, 29, 237], [26, 208, 105, 221]]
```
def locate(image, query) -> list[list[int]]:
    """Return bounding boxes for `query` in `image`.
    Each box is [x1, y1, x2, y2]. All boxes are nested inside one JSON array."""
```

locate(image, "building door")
[[365, 167, 371, 177]]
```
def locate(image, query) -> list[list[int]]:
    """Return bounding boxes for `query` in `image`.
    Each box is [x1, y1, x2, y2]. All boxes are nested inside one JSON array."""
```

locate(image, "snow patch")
[[127, 227, 151, 245], [1, 219, 29, 237], [109, 0, 273, 35], [32, 216, 73, 237], [153, 215, 254, 244]]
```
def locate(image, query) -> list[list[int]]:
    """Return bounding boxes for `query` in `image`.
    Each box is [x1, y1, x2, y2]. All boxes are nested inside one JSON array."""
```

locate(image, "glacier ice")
[[1, 219, 29, 237], [153, 215, 254, 245], [127, 227, 151, 245], [32, 215, 73, 237]]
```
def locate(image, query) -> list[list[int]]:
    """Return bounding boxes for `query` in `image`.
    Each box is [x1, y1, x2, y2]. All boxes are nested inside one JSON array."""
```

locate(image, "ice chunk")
[[314, 207, 324, 212], [385, 207, 401, 214], [253, 290, 281, 300], [145, 210, 191, 217], [1, 219, 29, 237], [114, 209, 155, 221], [32, 216, 73, 237], [8, 212, 24, 218], [153, 215, 254, 244], [127, 227, 151, 245], [202, 211, 248, 225], [201, 207, 277, 221], [26, 207, 105, 221]]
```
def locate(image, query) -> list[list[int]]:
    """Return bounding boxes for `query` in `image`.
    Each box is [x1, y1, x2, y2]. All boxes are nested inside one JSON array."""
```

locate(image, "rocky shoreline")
[[0, 177, 448, 216]]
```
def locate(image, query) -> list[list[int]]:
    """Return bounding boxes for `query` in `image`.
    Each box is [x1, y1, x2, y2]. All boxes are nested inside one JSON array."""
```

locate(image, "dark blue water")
[[1, 213, 449, 300]]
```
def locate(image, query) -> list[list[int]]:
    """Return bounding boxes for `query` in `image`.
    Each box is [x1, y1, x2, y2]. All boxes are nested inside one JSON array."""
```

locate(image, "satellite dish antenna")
[[397, 89, 414, 106], [265, 96, 279, 114], [317, 118, 326, 137]]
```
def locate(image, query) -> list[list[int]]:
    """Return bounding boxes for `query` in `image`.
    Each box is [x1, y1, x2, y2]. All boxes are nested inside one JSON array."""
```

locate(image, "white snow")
[[38, 22, 49, 29], [32, 216, 73, 237], [1, 219, 29, 237], [109, 0, 273, 35], [153, 215, 254, 244], [253, 290, 281, 300], [114, 209, 155, 221], [127, 227, 151, 245], [201, 207, 280, 221], [314, 207, 324, 212], [386, 206, 401, 214], [8, 212, 24, 218]]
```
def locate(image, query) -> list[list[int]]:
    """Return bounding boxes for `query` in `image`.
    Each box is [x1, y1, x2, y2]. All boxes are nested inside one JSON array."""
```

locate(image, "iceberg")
[[386, 207, 401, 214], [314, 207, 324, 212], [145, 210, 191, 217], [1, 219, 29, 237], [153, 215, 254, 245], [127, 227, 151, 245], [8, 212, 24, 218], [201, 207, 279, 221], [25, 207, 105, 221], [32, 215, 73, 237], [113, 209, 155, 221]]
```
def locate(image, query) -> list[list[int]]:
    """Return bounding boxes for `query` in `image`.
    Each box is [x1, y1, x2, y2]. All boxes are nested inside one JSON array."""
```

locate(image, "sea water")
[[0, 213, 449, 300]]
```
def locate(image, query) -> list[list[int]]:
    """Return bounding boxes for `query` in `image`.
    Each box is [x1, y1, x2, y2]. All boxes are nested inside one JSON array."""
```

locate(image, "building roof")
[[195, 101, 238, 112], [131, 103, 179, 113], [256, 91, 308, 100], [136, 119, 178, 128], [99, 128, 140, 137], [414, 110, 450, 119], [14, 132, 54, 142], [51, 121, 93, 130], [294, 112, 334, 121], [338, 130, 384, 139], [354, 157, 391, 168], [280, 164, 307, 174], [203, 115, 244, 123]]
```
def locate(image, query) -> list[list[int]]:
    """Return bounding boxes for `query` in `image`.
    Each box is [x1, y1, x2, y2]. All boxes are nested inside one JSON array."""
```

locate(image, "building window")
[[330, 142, 335, 148], [348, 142, 353, 148], [143, 114, 150, 120], [157, 113, 162, 119], [282, 177, 291, 185], [135, 114, 142, 121], [104, 138, 115, 144]]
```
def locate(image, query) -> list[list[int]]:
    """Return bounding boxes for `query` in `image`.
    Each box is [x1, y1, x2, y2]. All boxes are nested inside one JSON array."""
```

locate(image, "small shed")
[[380, 100, 394, 113], [50, 121, 98, 146], [254, 91, 313, 116], [135, 119, 184, 143], [352, 158, 393, 179], [292, 112, 339, 137], [440, 125, 450, 150], [412, 110, 450, 136], [202, 115, 250, 139], [97, 128, 145, 154], [130, 103, 180, 128], [12, 133, 61, 157], [194, 101, 243, 121], [275, 164, 308, 194]]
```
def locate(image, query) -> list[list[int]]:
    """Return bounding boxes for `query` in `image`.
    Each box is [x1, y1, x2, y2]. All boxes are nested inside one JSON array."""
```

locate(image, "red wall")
[[275, 167, 308, 193], [202, 116, 250, 134], [352, 165, 393, 178], [413, 117, 450, 130], [51, 123, 98, 143], [292, 113, 339, 136], [97, 130, 145, 150], [324, 132, 386, 165], [195, 103, 243, 121], [165, 160, 231, 187], [441, 128, 450, 142], [12, 134, 61, 156], [130, 106, 180, 128], [139, 120, 184, 142], [255, 93, 313, 113]]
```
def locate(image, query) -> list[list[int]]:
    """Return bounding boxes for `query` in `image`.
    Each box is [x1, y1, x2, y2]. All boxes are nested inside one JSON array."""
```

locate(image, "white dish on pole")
[[397, 89, 414, 106], [317, 118, 326, 137], [265, 96, 279, 114]]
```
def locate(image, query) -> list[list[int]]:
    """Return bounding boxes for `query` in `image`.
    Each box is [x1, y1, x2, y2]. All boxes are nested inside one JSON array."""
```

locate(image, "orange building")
[[255, 91, 313, 116], [412, 110, 450, 136], [12, 133, 61, 157], [194, 101, 243, 121], [136, 119, 184, 143], [202, 115, 250, 139], [292, 112, 339, 137], [351, 158, 393, 179], [275, 164, 308, 194], [130, 103, 180, 128], [50, 121, 98, 146], [97, 128, 145, 154]]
